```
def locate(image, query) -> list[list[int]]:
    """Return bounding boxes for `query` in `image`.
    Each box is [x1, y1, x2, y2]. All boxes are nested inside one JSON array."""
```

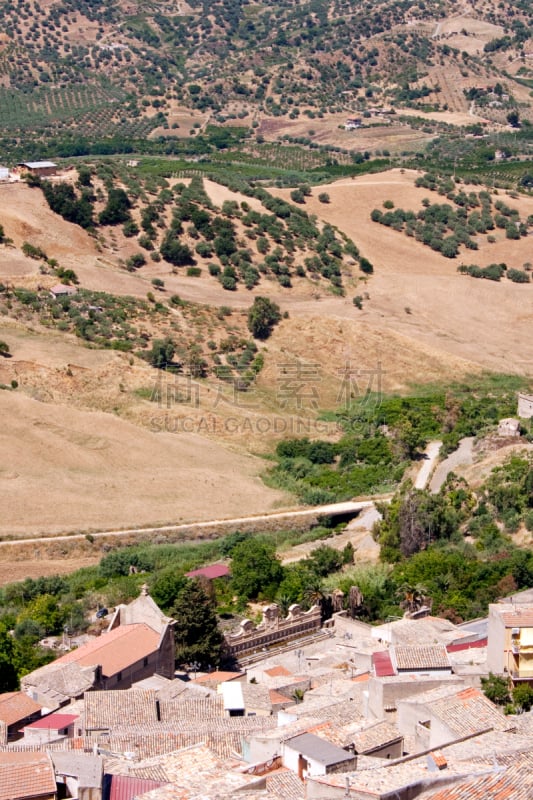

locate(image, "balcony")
[[511, 670, 533, 681]]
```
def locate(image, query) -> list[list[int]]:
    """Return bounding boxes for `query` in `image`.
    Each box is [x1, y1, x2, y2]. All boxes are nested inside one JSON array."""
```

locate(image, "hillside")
[[0, 0, 531, 162], [0, 165, 532, 540], [0, 0, 531, 547]]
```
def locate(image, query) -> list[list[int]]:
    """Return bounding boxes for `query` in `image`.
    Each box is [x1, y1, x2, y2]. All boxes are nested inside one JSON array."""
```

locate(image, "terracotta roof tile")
[[106, 774, 166, 800], [85, 689, 158, 731], [59, 624, 160, 677], [427, 688, 514, 738], [266, 768, 305, 799], [393, 644, 451, 671], [193, 671, 244, 685], [264, 666, 292, 678], [351, 722, 402, 753], [499, 606, 533, 627], [421, 758, 533, 800], [0, 752, 56, 800], [269, 690, 293, 706], [158, 696, 224, 722], [0, 693, 43, 727]]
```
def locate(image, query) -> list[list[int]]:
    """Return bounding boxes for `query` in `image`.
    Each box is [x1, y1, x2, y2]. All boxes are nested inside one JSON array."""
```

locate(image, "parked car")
[[96, 607, 108, 619]]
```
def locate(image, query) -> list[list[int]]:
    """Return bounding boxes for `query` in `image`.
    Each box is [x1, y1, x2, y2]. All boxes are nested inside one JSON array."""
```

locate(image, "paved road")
[[414, 440, 442, 490], [0, 443, 448, 551], [0, 500, 378, 548], [430, 436, 475, 493]]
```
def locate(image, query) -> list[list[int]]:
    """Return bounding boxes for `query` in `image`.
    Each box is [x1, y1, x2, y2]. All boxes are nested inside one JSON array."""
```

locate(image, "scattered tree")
[[247, 296, 281, 339], [172, 579, 222, 668]]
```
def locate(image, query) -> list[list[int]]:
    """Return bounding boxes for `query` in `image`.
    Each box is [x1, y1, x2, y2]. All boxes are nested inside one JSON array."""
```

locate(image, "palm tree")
[[304, 577, 325, 610], [396, 582, 428, 615]]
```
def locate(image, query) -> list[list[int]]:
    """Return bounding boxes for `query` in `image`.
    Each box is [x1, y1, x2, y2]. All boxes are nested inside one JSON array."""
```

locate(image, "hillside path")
[[430, 436, 475, 492], [414, 440, 442, 490]]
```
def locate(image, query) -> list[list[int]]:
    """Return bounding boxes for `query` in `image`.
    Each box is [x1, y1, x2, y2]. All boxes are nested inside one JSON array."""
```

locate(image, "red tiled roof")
[[428, 687, 514, 738], [0, 752, 56, 800], [26, 713, 78, 730], [500, 609, 533, 627], [193, 671, 244, 685], [352, 672, 370, 683], [447, 638, 487, 652], [185, 564, 230, 580], [269, 689, 293, 705], [393, 644, 450, 671], [424, 761, 533, 800], [0, 692, 43, 727], [429, 750, 447, 769], [372, 650, 395, 677], [107, 774, 166, 800], [53, 624, 159, 678], [264, 666, 292, 678]]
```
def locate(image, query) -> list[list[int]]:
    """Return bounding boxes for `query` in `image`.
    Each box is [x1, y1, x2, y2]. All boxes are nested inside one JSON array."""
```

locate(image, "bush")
[[123, 220, 139, 237], [22, 242, 47, 261], [507, 269, 530, 283], [126, 253, 146, 270], [160, 233, 194, 267], [290, 188, 305, 204]]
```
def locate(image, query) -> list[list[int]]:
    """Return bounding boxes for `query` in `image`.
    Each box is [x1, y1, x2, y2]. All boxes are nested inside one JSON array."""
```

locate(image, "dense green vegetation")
[[266, 373, 531, 504], [1, 440, 532, 683]]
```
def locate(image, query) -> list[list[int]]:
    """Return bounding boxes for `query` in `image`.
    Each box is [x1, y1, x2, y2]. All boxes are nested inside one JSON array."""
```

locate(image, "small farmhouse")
[[17, 161, 57, 177], [344, 117, 362, 130], [49, 284, 77, 299]]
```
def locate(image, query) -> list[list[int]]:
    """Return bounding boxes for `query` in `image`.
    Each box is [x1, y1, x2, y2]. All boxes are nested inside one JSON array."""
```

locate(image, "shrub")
[[507, 269, 530, 283], [22, 242, 47, 261], [123, 220, 139, 237], [359, 257, 374, 274], [126, 253, 146, 270]]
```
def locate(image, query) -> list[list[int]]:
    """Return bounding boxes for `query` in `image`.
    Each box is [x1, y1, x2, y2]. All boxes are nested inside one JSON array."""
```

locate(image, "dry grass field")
[[1, 169, 532, 544], [0, 390, 290, 537]]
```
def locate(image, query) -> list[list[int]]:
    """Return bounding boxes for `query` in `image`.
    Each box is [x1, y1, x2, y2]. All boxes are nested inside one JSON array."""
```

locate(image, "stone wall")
[[518, 393, 533, 419], [224, 604, 322, 658]]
